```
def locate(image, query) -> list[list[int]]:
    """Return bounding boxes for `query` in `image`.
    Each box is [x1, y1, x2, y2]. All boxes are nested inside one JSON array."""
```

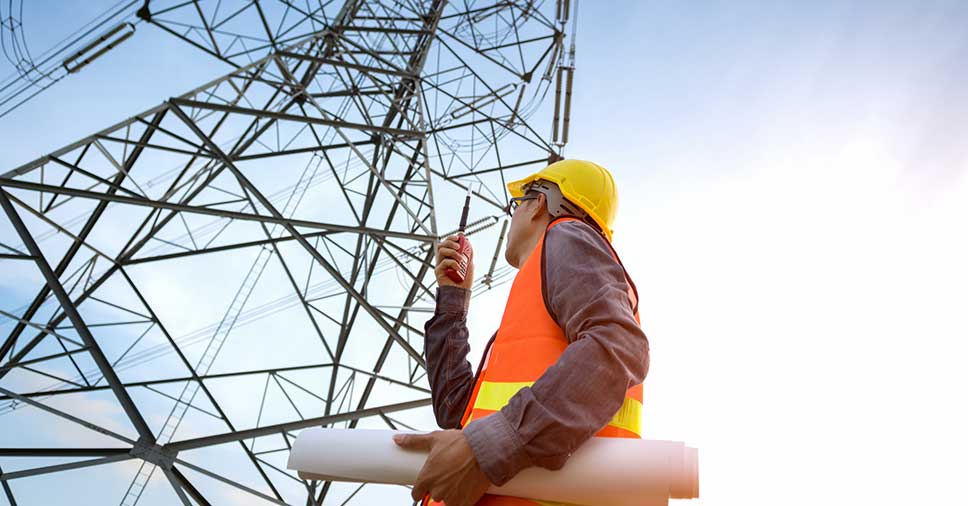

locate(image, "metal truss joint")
[[130, 437, 178, 470], [136, 1, 151, 21]]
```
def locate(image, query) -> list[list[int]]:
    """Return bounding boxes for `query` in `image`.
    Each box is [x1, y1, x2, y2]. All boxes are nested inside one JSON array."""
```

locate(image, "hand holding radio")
[[435, 234, 474, 289], [436, 187, 475, 290]]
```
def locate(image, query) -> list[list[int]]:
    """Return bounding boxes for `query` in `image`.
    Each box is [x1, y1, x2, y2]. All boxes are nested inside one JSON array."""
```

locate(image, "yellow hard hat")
[[507, 159, 619, 241]]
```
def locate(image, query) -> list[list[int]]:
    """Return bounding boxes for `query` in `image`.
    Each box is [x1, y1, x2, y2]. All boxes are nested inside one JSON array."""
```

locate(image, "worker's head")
[[503, 159, 619, 267]]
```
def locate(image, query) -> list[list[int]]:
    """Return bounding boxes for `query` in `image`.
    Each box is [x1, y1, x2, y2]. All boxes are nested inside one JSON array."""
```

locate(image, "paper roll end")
[[670, 446, 699, 499]]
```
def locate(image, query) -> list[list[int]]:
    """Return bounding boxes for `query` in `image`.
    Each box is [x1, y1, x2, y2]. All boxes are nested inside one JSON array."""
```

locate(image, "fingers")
[[438, 235, 461, 251], [438, 241, 461, 254], [436, 236, 471, 262], [393, 432, 436, 451], [434, 258, 462, 275], [436, 246, 466, 264], [436, 242, 463, 262]]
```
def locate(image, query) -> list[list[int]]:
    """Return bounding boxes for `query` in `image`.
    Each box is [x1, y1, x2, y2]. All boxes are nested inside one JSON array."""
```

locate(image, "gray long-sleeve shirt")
[[424, 219, 650, 486]]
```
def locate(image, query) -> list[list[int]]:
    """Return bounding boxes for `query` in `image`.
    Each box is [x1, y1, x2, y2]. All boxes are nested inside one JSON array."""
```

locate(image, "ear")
[[529, 193, 547, 221]]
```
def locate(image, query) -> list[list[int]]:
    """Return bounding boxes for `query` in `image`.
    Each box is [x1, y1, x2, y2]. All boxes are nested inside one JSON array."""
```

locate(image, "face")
[[504, 192, 549, 268]]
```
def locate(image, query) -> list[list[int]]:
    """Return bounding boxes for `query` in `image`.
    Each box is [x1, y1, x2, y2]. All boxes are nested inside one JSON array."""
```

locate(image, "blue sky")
[[3, 1, 968, 505]]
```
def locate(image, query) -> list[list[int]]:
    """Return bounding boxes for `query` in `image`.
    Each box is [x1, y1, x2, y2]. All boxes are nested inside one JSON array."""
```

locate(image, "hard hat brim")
[[506, 175, 537, 199]]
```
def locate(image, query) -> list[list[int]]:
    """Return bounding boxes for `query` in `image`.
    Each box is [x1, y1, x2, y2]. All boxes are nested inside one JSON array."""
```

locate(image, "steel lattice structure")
[[0, 1, 576, 504]]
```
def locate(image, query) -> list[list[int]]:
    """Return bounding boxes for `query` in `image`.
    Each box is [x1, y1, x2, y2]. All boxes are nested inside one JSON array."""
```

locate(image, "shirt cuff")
[[463, 412, 532, 486], [435, 286, 471, 314]]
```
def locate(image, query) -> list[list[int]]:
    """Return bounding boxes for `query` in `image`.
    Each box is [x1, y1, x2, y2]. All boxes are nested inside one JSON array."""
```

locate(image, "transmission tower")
[[0, 0, 578, 504]]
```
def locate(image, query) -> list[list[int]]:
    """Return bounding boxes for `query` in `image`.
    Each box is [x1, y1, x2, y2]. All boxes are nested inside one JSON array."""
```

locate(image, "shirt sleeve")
[[463, 220, 650, 485], [423, 285, 476, 429]]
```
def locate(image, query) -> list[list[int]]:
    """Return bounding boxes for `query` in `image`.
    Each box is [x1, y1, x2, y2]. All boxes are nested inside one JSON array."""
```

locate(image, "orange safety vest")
[[427, 217, 644, 506]]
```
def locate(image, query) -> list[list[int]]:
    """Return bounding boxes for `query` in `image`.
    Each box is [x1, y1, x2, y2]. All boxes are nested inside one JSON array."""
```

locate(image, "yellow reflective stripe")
[[473, 381, 534, 411], [610, 393, 642, 436], [471, 381, 641, 437]]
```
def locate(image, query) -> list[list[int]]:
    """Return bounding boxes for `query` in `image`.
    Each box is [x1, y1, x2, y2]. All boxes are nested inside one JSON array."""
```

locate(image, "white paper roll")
[[287, 429, 698, 506]]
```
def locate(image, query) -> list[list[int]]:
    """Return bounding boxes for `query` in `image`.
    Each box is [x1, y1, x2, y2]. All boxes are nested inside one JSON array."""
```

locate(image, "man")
[[394, 159, 650, 506]]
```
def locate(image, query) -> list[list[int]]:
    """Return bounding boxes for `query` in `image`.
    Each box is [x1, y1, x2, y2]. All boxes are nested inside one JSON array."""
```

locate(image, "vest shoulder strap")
[[539, 217, 639, 328]]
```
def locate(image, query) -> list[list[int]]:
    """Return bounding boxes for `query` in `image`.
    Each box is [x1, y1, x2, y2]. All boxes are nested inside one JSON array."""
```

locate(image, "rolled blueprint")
[[287, 429, 699, 506]]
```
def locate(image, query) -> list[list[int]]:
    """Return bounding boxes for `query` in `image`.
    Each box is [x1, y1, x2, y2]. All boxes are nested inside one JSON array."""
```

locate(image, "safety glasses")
[[505, 195, 539, 216]]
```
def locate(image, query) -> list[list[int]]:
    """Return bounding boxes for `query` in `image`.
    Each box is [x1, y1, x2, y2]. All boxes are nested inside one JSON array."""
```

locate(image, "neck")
[[515, 216, 552, 267]]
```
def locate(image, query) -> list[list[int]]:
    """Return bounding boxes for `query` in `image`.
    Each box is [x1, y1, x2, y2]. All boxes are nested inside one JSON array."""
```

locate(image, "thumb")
[[393, 432, 435, 451]]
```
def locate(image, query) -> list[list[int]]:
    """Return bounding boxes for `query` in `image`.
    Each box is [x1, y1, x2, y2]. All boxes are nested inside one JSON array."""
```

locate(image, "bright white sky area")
[[2, 1, 967, 505]]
